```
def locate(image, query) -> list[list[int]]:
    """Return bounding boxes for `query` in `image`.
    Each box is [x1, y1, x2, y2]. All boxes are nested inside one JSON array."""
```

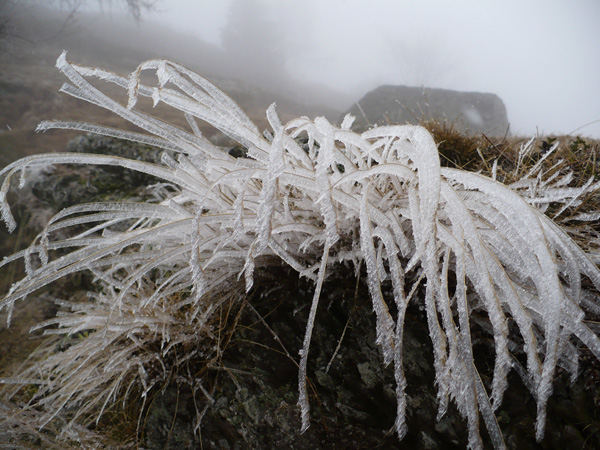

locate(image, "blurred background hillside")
[[0, 0, 348, 166]]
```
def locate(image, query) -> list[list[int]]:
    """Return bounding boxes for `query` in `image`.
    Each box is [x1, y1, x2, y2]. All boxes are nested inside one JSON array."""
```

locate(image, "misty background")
[[1, 0, 599, 152], [152, 0, 600, 137]]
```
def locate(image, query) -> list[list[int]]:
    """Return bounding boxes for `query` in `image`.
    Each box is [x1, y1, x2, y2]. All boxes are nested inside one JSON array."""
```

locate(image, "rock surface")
[[146, 268, 600, 450], [345, 85, 510, 136]]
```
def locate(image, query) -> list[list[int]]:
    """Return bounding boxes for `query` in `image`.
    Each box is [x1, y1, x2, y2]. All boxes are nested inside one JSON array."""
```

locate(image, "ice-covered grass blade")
[[1, 52, 599, 449]]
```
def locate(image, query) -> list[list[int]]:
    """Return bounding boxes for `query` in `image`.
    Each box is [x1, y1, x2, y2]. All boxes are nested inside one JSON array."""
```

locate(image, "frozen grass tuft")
[[1, 52, 600, 449]]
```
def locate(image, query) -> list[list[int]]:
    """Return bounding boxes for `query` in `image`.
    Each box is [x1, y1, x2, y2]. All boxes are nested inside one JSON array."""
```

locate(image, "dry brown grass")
[[423, 118, 599, 203]]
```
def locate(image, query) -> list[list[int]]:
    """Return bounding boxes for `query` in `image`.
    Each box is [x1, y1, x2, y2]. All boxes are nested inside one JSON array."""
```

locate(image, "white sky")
[[136, 1, 600, 137]]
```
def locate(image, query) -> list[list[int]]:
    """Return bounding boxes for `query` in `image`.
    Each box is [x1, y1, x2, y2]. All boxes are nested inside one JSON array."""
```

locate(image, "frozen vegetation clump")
[[1, 52, 600, 449]]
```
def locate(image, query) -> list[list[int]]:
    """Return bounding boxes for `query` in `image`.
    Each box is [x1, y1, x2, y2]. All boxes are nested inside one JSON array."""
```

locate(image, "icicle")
[[190, 216, 207, 303], [242, 245, 256, 292], [313, 117, 340, 246], [359, 185, 395, 364], [297, 245, 330, 433], [255, 116, 285, 253]]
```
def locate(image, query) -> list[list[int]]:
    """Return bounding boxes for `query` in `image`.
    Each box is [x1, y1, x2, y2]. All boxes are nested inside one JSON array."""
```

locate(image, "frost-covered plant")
[[1, 52, 600, 449]]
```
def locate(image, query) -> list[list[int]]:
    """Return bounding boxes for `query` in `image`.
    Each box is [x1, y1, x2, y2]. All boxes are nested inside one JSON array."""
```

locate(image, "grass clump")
[[422, 118, 490, 170], [0, 52, 600, 449]]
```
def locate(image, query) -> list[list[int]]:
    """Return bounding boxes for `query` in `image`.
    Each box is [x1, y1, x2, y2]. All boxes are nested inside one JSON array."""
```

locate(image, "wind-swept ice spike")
[[483, 264, 542, 387], [267, 238, 315, 280], [513, 136, 536, 178], [340, 114, 355, 130], [298, 244, 330, 434], [3, 53, 600, 449], [384, 211, 411, 256], [0, 154, 184, 197], [436, 250, 489, 449], [442, 169, 572, 422], [185, 113, 203, 138], [541, 220, 600, 293], [116, 245, 194, 306], [36, 121, 181, 152], [242, 242, 257, 292], [218, 179, 250, 247], [556, 327, 580, 383], [524, 140, 560, 180], [422, 274, 451, 419], [160, 61, 259, 134], [313, 117, 341, 246], [255, 125, 285, 254], [121, 58, 266, 158], [0, 219, 194, 311], [43, 205, 187, 234], [126, 60, 161, 109], [155, 61, 172, 88], [393, 299, 409, 440], [373, 226, 406, 301], [282, 115, 316, 167], [329, 129, 363, 169], [58, 55, 228, 160], [282, 133, 314, 168], [375, 243, 387, 283], [0, 190, 16, 233], [371, 225, 410, 438], [439, 182, 511, 409], [552, 176, 598, 219], [266, 102, 283, 133], [451, 246, 488, 449], [58, 54, 179, 145], [255, 104, 285, 254], [359, 186, 395, 365], [408, 127, 441, 263]]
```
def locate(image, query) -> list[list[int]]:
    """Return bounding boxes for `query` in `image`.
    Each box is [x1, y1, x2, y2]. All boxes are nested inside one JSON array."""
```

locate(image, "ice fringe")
[[1, 52, 600, 449]]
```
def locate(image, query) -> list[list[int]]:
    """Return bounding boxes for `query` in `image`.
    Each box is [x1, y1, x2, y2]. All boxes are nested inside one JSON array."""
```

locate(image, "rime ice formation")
[[1, 52, 600, 449]]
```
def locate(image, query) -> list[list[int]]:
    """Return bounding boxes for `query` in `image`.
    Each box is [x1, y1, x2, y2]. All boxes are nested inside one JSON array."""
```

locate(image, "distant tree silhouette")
[[0, 0, 157, 49]]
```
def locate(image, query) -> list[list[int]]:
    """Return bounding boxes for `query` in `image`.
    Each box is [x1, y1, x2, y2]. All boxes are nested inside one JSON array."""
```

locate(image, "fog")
[[10, 0, 600, 138], [149, 0, 600, 138]]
